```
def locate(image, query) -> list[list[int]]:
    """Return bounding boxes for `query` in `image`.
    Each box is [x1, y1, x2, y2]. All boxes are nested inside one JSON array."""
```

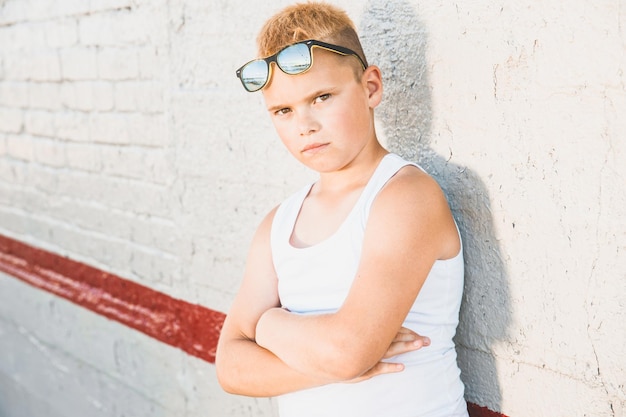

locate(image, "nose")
[[296, 110, 320, 136]]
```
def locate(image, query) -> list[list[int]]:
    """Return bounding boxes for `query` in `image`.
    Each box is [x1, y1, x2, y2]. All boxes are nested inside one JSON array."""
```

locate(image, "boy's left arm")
[[255, 167, 460, 381]]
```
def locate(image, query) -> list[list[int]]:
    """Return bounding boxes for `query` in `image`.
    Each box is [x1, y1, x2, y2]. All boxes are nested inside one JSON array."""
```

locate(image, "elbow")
[[215, 354, 234, 394], [215, 348, 243, 395], [216, 360, 247, 396], [217, 377, 239, 396], [328, 363, 369, 381], [316, 336, 378, 381], [216, 369, 235, 395]]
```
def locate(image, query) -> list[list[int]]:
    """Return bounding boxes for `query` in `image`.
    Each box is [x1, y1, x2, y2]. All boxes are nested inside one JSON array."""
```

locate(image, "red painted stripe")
[[0, 233, 225, 363], [0, 233, 507, 417], [467, 403, 507, 417]]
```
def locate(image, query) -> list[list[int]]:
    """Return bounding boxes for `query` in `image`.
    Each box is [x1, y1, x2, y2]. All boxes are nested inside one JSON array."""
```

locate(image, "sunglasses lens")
[[277, 43, 311, 75], [240, 60, 269, 92]]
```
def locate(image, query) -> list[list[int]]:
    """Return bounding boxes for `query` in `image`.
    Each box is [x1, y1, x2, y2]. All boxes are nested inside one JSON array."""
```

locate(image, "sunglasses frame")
[[236, 39, 368, 92]]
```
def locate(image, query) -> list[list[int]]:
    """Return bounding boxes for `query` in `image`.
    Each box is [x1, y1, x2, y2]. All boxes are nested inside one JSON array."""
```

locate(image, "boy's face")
[[262, 49, 382, 173]]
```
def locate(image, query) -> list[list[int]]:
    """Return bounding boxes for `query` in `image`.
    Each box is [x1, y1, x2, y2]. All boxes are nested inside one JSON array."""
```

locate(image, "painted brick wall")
[[0, 0, 179, 294], [0, 1, 624, 416]]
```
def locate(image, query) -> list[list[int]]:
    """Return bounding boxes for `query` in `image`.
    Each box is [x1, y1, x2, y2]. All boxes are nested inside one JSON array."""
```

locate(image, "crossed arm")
[[215, 168, 459, 396]]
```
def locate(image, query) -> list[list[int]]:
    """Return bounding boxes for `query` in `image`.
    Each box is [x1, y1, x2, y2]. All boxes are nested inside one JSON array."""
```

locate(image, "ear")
[[362, 65, 383, 108]]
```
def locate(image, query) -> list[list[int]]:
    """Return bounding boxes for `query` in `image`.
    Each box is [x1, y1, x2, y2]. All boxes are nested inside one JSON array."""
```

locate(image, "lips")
[[301, 142, 329, 153]]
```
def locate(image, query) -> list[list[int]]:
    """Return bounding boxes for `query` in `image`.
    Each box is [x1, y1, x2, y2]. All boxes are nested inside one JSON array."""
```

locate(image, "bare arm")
[[215, 208, 329, 396], [255, 168, 460, 380], [215, 207, 429, 396]]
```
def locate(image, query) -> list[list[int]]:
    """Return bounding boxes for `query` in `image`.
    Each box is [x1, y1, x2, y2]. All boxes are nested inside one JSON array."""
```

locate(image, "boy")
[[216, 3, 468, 416]]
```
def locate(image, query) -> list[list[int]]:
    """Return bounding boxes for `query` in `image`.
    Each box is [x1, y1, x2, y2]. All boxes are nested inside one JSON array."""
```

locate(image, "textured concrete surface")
[[0, 0, 624, 416]]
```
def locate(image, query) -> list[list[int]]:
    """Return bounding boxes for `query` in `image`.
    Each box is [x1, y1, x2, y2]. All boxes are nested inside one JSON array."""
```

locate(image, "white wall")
[[0, 0, 624, 416]]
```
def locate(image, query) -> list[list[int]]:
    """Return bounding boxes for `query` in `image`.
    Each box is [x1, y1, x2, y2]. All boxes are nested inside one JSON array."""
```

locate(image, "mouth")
[[301, 142, 329, 153]]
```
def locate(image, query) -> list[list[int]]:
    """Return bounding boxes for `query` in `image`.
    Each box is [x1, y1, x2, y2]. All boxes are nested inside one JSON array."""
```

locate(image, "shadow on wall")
[[360, 0, 511, 412]]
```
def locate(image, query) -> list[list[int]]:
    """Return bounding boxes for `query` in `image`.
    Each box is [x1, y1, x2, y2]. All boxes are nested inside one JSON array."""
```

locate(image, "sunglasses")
[[236, 39, 367, 92]]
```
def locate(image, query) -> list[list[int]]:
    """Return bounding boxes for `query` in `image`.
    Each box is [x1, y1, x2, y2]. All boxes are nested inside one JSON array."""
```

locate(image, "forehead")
[[262, 48, 358, 103]]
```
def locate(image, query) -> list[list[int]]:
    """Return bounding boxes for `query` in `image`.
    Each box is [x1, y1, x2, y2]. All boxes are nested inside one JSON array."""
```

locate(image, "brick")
[[98, 47, 139, 80], [0, 157, 32, 186], [43, 19, 78, 48], [0, 157, 12, 183], [0, 181, 12, 205], [0, 135, 6, 157], [59, 81, 92, 112], [129, 248, 177, 285], [31, 164, 58, 194], [127, 114, 168, 147], [114, 81, 164, 113], [55, 111, 90, 142], [0, 108, 23, 133], [4, 50, 62, 82], [29, 50, 63, 82], [56, 172, 171, 218], [28, 82, 63, 110], [0, 0, 89, 23], [129, 217, 180, 255], [0, 22, 46, 53], [0, 206, 31, 235], [6, 135, 34, 161], [100, 146, 170, 184], [59, 81, 114, 112], [6, 184, 49, 214], [23, 110, 55, 137], [60, 47, 98, 81], [33, 138, 66, 168], [36, 0, 91, 20], [89, 0, 134, 14], [92, 81, 115, 111], [47, 199, 181, 249], [79, 10, 148, 46], [0, 0, 27, 25], [65, 142, 102, 172], [90, 112, 128, 144], [3, 53, 31, 81], [0, 82, 30, 108], [0, 183, 29, 212], [137, 46, 163, 79]]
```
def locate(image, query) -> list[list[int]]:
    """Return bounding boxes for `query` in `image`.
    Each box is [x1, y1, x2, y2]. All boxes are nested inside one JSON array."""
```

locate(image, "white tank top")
[[270, 153, 468, 417]]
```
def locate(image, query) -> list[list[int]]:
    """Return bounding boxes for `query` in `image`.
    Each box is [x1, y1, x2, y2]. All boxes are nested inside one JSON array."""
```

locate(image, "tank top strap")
[[271, 183, 313, 250], [271, 153, 422, 244], [356, 153, 423, 224]]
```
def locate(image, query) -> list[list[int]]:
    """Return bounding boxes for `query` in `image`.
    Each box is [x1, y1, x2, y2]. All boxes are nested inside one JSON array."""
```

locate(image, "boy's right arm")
[[215, 208, 428, 397], [215, 208, 331, 396]]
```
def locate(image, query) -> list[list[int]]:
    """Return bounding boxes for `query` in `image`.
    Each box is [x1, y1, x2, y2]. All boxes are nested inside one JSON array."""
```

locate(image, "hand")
[[381, 326, 430, 359], [344, 327, 430, 383]]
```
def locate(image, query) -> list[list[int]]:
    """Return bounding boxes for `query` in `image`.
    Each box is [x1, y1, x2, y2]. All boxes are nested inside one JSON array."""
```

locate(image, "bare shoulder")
[[369, 164, 460, 260], [243, 204, 280, 255], [377, 165, 447, 210], [254, 205, 279, 240]]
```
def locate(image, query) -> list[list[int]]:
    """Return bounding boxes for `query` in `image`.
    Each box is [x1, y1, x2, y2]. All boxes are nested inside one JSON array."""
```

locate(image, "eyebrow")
[[266, 87, 337, 113], [266, 102, 289, 113]]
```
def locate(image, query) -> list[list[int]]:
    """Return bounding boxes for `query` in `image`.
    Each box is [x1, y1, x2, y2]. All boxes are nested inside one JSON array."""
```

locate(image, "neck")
[[315, 142, 388, 195]]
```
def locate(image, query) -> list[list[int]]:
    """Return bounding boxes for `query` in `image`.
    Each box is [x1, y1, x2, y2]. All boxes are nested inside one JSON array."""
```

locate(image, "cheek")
[[272, 120, 300, 152], [330, 102, 366, 132]]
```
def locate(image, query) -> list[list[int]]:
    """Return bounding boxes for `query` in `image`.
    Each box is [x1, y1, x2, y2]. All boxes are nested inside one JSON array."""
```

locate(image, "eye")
[[274, 107, 292, 116], [314, 93, 331, 103]]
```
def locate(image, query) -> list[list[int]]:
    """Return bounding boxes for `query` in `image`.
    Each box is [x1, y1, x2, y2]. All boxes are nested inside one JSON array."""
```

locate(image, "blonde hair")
[[257, 2, 368, 67]]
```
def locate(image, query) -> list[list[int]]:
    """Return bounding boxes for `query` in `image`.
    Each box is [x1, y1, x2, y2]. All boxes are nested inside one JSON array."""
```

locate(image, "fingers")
[[368, 361, 404, 376], [391, 327, 430, 345], [383, 328, 430, 359], [392, 327, 415, 342], [344, 361, 404, 384], [345, 328, 431, 384]]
